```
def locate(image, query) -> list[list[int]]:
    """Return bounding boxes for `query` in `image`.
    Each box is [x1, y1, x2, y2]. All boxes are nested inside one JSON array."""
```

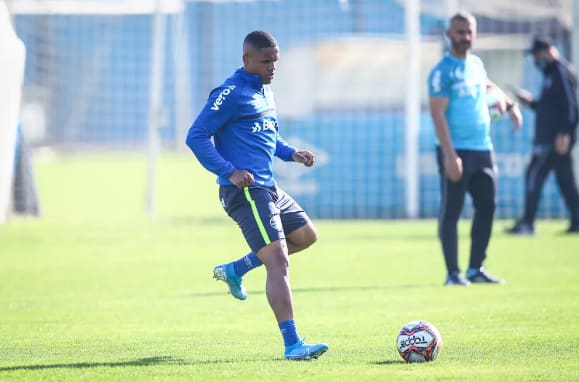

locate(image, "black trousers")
[[521, 148, 579, 226], [436, 148, 496, 274]]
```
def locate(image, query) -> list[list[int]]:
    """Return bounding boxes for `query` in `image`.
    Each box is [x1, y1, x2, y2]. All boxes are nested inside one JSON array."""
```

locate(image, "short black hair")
[[526, 35, 553, 55], [243, 31, 278, 53], [449, 11, 476, 27]]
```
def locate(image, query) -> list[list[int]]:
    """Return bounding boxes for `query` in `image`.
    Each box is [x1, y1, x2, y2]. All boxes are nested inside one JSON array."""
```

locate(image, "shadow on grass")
[[190, 283, 438, 299], [0, 356, 289, 372], [0, 356, 187, 372], [371, 360, 407, 365]]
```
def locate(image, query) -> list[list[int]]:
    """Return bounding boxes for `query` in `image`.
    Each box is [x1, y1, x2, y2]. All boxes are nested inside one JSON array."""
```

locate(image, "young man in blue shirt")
[[428, 12, 523, 286], [186, 31, 328, 360]]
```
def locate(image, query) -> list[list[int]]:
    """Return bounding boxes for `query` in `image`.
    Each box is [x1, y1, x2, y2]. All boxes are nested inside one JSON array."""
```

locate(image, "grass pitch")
[[0, 153, 577, 381]]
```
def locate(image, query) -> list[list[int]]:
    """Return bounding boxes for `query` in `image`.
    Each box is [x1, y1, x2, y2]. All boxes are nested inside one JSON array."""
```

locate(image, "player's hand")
[[293, 150, 315, 167], [508, 104, 523, 132], [514, 88, 534, 106], [444, 154, 463, 182], [555, 133, 570, 155], [229, 169, 254, 188]]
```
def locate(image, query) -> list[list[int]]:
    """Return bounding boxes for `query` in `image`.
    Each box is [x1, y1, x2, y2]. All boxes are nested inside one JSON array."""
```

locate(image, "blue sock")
[[232, 252, 262, 277], [278, 319, 300, 347], [466, 268, 480, 278]]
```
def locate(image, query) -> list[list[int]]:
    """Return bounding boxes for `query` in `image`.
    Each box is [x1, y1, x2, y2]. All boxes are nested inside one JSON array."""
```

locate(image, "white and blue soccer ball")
[[486, 86, 507, 123], [396, 320, 442, 363]]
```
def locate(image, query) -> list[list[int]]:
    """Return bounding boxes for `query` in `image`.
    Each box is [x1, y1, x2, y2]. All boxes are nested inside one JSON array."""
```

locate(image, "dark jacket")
[[531, 58, 579, 146]]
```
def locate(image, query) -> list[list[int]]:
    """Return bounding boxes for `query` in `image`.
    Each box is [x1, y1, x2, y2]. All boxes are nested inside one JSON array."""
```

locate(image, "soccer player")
[[427, 12, 523, 286], [506, 36, 579, 235], [185, 31, 328, 360]]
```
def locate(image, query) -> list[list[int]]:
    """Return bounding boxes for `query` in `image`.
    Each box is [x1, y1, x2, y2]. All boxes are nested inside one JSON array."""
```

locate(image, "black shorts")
[[219, 185, 310, 253]]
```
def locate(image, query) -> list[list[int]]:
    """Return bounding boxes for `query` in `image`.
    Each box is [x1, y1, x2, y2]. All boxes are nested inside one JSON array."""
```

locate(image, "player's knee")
[[288, 223, 318, 250], [259, 241, 289, 270], [303, 226, 318, 247]]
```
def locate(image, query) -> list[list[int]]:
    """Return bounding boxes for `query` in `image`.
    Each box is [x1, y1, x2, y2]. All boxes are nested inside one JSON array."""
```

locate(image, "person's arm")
[[185, 86, 237, 179], [551, 65, 576, 154], [429, 96, 462, 182], [552, 64, 578, 141], [488, 81, 522, 131], [275, 130, 315, 167]]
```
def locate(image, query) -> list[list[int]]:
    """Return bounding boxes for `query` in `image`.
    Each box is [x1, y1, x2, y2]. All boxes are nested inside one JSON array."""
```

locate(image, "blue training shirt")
[[428, 52, 492, 151], [186, 68, 296, 187]]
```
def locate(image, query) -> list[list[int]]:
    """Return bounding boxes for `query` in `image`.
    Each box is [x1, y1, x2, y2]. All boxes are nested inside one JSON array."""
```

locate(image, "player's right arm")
[[185, 86, 237, 180], [428, 68, 462, 182]]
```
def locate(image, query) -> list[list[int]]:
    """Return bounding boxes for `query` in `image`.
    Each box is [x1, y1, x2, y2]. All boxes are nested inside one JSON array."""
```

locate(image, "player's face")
[[447, 19, 475, 55], [532, 50, 550, 71], [244, 46, 279, 84]]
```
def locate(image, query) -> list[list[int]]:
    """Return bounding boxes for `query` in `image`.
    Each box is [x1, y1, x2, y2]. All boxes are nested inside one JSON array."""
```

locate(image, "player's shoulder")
[[206, 72, 244, 109], [430, 54, 454, 75], [466, 53, 485, 66]]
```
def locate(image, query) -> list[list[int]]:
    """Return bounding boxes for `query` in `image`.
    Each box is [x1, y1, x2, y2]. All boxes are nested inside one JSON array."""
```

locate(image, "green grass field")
[[1, 153, 578, 381]]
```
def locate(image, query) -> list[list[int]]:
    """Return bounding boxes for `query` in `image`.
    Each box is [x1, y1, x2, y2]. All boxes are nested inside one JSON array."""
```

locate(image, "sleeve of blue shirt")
[[185, 86, 236, 178], [275, 132, 296, 162], [428, 64, 450, 98]]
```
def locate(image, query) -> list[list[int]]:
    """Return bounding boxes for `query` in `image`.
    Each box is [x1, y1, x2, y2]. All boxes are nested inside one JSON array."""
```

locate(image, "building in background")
[[7, 0, 576, 219]]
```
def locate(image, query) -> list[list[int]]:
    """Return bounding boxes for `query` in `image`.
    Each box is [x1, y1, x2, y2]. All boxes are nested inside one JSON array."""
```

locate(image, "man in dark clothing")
[[507, 36, 579, 235]]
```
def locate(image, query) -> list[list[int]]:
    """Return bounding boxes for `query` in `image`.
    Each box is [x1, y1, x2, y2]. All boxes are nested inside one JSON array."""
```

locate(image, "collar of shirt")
[[445, 51, 468, 63], [235, 67, 263, 89]]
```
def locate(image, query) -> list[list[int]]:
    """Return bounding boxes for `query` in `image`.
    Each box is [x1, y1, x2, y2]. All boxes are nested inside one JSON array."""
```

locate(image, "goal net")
[[5, 0, 577, 220]]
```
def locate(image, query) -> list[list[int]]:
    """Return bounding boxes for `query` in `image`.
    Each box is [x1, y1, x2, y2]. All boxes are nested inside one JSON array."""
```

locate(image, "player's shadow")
[[371, 360, 407, 365], [0, 356, 279, 372], [190, 283, 440, 299], [189, 283, 438, 299], [0, 356, 185, 372]]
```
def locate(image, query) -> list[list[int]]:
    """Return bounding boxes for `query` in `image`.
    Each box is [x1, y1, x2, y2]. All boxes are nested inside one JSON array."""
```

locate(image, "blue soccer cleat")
[[213, 263, 247, 300], [284, 338, 328, 360]]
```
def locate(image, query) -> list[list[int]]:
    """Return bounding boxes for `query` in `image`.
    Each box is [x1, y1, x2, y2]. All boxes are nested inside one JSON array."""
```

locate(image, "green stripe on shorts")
[[243, 187, 271, 245]]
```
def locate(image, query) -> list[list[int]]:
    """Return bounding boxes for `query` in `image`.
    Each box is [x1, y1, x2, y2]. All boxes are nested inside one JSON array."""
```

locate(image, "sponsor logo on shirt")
[[211, 85, 236, 111], [251, 120, 276, 133], [431, 70, 442, 93]]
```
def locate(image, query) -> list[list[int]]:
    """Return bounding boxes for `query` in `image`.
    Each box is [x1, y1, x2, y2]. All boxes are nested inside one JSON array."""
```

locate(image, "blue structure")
[[13, 0, 572, 219]]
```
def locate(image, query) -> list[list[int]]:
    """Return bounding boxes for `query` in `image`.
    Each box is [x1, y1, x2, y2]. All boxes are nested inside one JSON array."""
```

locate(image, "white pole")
[[404, 0, 420, 218], [146, 0, 166, 215], [173, 0, 192, 151]]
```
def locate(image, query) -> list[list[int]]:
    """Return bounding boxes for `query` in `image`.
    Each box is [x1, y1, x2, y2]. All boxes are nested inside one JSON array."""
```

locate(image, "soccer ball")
[[486, 85, 507, 123], [396, 320, 442, 363]]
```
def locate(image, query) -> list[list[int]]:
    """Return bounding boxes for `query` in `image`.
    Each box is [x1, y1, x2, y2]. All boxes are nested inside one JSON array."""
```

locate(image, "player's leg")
[[286, 223, 317, 254], [436, 148, 468, 285], [507, 152, 552, 235], [217, 186, 319, 288], [212, 186, 280, 300], [466, 167, 503, 284], [274, 186, 318, 255], [553, 153, 579, 232], [256, 239, 328, 360]]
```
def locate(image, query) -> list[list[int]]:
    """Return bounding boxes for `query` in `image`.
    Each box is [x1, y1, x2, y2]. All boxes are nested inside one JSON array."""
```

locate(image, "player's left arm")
[[275, 131, 315, 167], [551, 65, 577, 154], [488, 80, 522, 131]]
